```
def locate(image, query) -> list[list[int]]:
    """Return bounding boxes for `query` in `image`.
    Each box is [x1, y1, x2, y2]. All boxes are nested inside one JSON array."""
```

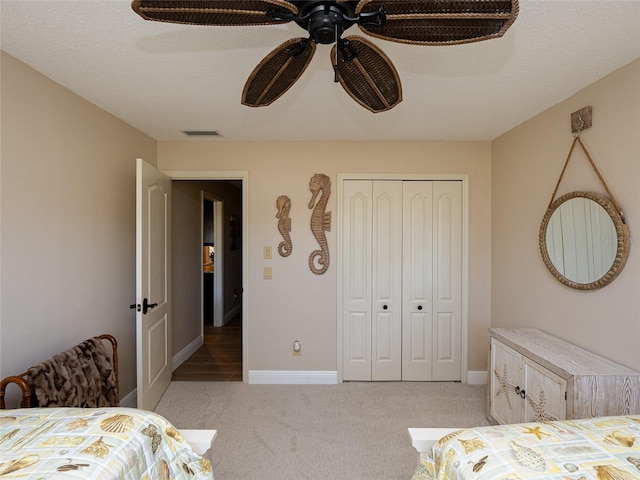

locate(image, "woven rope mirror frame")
[[539, 191, 630, 290]]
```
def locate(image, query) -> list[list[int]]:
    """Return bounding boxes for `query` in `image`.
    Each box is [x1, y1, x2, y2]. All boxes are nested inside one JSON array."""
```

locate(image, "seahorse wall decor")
[[276, 195, 292, 257], [308, 173, 332, 275]]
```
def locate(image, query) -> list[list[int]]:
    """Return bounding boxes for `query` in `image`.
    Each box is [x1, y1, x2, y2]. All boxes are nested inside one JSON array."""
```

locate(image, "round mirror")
[[539, 191, 630, 290]]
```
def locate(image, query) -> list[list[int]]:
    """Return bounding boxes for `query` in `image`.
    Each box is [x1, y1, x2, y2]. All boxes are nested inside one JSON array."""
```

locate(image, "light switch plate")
[[264, 246, 272, 259], [264, 267, 272, 280]]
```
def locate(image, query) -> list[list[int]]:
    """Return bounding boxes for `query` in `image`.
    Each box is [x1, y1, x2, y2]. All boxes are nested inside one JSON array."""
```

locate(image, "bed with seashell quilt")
[[410, 415, 640, 479], [0, 407, 213, 479]]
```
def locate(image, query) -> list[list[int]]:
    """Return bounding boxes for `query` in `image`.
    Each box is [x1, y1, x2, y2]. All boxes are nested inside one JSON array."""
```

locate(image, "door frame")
[[166, 170, 249, 383], [202, 192, 225, 327], [336, 173, 470, 383]]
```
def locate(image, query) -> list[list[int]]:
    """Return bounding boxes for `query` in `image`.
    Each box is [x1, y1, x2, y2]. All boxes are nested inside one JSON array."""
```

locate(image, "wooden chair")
[[0, 334, 118, 409]]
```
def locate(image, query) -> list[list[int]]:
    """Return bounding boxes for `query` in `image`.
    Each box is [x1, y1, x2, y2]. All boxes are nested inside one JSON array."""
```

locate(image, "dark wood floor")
[[172, 313, 242, 381]]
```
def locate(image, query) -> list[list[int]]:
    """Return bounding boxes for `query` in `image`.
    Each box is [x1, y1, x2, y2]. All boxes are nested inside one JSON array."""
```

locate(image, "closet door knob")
[[417, 305, 423, 310], [383, 305, 388, 310]]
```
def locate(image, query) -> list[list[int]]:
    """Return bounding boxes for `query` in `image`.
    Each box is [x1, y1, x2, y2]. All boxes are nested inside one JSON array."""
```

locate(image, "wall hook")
[[571, 106, 592, 136], [573, 114, 584, 137]]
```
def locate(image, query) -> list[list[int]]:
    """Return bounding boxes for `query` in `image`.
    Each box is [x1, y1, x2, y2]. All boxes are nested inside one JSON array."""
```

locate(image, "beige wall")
[[158, 141, 493, 373], [5, 46, 633, 395], [492, 59, 640, 372], [0, 52, 157, 401], [0, 49, 491, 399]]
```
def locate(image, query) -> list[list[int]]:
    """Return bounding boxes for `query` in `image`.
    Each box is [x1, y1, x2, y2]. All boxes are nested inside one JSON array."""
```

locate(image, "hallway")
[[172, 314, 242, 381]]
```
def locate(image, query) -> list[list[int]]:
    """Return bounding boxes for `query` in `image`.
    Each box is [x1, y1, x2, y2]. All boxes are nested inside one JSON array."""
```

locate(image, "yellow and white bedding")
[[412, 415, 640, 480], [0, 407, 213, 479]]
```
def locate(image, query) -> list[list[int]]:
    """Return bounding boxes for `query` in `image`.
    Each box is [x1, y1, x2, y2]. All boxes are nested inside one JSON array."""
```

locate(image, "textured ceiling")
[[1, 1, 639, 141]]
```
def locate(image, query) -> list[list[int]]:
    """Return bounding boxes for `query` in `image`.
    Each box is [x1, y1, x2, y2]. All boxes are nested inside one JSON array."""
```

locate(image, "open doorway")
[[171, 177, 245, 381]]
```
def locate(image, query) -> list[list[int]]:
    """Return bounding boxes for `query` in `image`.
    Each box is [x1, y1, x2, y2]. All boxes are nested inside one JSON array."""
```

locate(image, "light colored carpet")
[[154, 381, 489, 480]]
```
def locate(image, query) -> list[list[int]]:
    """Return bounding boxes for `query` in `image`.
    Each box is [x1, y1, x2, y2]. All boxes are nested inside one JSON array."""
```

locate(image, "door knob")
[[142, 298, 158, 314]]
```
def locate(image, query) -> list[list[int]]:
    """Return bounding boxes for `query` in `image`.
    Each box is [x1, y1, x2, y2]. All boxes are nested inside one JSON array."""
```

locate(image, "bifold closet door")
[[371, 181, 403, 380], [430, 181, 462, 381], [401, 181, 433, 380], [342, 181, 373, 381], [342, 180, 462, 381], [401, 181, 463, 381], [342, 181, 402, 381]]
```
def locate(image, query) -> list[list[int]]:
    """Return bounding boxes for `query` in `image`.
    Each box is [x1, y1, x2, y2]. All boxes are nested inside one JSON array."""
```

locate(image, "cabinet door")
[[523, 359, 567, 422], [490, 339, 522, 425]]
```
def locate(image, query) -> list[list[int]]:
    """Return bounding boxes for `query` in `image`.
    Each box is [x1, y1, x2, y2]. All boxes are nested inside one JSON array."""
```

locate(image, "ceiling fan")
[[132, 1, 519, 113]]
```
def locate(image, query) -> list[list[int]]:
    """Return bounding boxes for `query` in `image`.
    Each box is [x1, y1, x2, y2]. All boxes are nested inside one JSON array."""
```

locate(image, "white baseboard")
[[223, 304, 242, 326], [172, 335, 204, 371], [120, 389, 137, 408], [467, 371, 487, 385], [249, 370, 338, 385], [121, 369, 484, 404], [249, 370, 484, 385]]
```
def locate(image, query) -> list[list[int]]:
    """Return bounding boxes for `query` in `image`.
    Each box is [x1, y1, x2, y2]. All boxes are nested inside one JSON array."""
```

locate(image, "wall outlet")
[[264, 267, 272, 280], [264, 246, 272, 259], [293, 340, 301, 356]]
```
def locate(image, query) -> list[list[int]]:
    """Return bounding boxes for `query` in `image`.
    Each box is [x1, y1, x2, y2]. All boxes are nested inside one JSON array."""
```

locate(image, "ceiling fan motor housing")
[[297, 2, 356, 44]]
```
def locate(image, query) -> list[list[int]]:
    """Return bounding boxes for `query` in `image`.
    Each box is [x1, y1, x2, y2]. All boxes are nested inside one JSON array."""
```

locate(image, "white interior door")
[[402, 181, 434, 380], [372, 181, 403, 380], [432, 181, 462, 380], [136, 158, 172, 410], [342, 181, 373, 380]]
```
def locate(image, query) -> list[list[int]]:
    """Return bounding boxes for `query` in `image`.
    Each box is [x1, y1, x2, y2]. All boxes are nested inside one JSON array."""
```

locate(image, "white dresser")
[[488, 328, 640, 424]]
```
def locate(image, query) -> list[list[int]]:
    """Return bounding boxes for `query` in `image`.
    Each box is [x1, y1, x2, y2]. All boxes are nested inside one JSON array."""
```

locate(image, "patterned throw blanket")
[[411, 415, 640, 479], [27, 337, 118, 407], [0, 407, 213, 479]]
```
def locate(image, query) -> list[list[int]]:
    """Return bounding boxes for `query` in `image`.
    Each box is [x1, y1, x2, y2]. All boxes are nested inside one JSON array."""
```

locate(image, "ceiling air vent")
[[181, 130, 222, 137]]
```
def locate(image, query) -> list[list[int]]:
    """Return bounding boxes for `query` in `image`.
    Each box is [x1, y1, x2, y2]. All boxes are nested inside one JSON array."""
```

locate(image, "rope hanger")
[[547, 112, 624, 223]]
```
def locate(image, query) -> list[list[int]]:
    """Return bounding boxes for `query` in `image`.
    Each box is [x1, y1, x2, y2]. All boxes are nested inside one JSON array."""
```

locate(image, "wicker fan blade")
[[242, 38, 317, 107], [331, 36, 401, 113], [356, 0, 519, 45], [131, 0, 297, 26]]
